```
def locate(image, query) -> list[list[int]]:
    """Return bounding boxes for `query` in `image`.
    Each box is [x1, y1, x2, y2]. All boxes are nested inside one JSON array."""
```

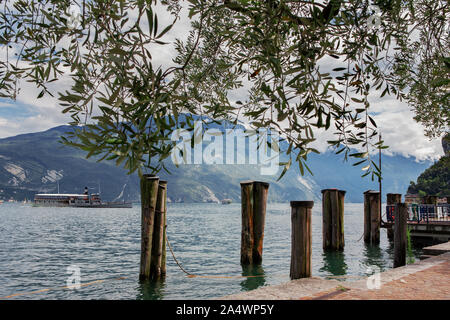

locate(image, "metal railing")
[[386, 204, 450, 223]]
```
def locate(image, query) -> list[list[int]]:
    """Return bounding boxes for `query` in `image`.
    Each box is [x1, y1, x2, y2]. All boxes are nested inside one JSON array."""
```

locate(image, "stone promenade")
[[220, 242, 450, 300]]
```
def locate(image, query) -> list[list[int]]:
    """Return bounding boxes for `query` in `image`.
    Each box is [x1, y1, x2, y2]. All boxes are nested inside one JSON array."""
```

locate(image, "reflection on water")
[[136, 278, 166, 300], [386, 235, 434, 265], [361, 243, 387, 271], [385, 237, 395, 258], [0, 202, 431, 300], [240, 264, 266, 291], [320, 250, 348, 277]]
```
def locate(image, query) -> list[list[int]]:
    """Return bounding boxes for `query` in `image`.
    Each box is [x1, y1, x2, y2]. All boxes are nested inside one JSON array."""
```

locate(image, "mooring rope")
[[0, 234, 267, 299], [165, 234, 267, 279], [1, 234, 365, 300], [165, 234, 195, 277], [2, 220, 376, 299], [357, 233, 364, 241]]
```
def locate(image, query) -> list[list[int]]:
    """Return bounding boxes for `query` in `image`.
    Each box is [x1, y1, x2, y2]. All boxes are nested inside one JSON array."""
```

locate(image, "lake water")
[[0, 202, 426, 300]]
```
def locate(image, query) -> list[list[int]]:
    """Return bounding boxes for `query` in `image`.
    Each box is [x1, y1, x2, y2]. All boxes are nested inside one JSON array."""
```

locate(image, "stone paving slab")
[[304, 256, 450, 300], [422, 241, 450, 256], [339, 251, 450, 291], [218, 277, 343, 300]]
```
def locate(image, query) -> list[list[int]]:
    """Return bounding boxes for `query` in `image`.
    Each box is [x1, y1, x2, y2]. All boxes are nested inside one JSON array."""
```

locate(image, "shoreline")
[[219, 241, 450, 300]]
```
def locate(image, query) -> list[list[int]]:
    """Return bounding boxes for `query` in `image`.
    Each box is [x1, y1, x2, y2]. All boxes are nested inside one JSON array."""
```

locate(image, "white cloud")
[[368, 96, 443, 161], [0, 112, 70, 138], [310, 93, 444, 161]]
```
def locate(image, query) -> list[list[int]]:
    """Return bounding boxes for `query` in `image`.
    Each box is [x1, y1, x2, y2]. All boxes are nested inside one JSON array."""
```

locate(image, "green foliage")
[[407, 155, 450, 196], [406, 226, 415, 264], [0, 0, 448, 179], [0, 0, 199, 176]]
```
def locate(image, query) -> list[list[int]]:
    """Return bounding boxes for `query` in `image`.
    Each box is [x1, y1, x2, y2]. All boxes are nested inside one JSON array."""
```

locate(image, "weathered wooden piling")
[[394, 203, 408, 268], [386, 193, 402, 240], [240, 181, 254, 265], [290, 201, 313, 280], [160, 182, 168, 276], [321, 189, 345, 251], [387, 193, 402, 206], [240, 180, 269, 265], [150, 180, 167, 279], [252, 181, 269, 264], [139, 175, 160, 281], [364, 190, 381, 245]]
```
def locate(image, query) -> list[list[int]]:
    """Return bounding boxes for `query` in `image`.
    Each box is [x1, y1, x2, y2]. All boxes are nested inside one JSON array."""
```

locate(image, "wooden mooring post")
[[240, 181, 269, 265], [394, 203, 408, 268], [139, 175, 167, 281], [321, 189, 345, 251], [364, 190, 381, 245], [150, 180, 167, 278], [387, 193, 402, 204], [290, 201, 313, 280], [386, 193, 402, 240], [160, 181, 168, 276]]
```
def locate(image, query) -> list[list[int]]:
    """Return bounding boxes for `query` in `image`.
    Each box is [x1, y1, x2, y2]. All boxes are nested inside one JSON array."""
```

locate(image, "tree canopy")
[[1, 0, 448, 179], [408, 133, 450, 197], [407, 156, 450, 197]]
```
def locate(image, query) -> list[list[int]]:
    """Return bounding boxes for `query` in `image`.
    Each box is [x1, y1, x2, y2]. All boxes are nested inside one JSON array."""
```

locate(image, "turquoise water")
[[0, 202, 424, 300]]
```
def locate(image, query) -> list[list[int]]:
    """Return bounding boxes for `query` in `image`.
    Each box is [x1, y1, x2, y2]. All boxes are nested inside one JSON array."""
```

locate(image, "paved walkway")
[[303, 259, 449, 300], [422, 241, 450, 255], [220, 250, 450, 300]]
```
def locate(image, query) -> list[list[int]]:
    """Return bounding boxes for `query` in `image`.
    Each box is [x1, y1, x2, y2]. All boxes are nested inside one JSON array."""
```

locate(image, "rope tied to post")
[[165, 232, 266, 279], [165, 234, 195, 277]]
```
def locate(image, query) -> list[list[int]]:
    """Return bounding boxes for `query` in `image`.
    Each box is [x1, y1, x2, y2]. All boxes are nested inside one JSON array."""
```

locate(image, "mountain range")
[[0, 124, 433, 203]]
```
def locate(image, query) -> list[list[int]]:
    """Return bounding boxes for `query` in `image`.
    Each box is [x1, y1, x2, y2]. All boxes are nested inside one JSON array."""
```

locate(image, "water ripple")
[[0, 202, 425, 299]]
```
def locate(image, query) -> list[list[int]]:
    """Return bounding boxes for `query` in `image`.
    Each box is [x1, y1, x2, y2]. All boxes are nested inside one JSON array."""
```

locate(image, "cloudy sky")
[[0, 2, 444, 162]]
